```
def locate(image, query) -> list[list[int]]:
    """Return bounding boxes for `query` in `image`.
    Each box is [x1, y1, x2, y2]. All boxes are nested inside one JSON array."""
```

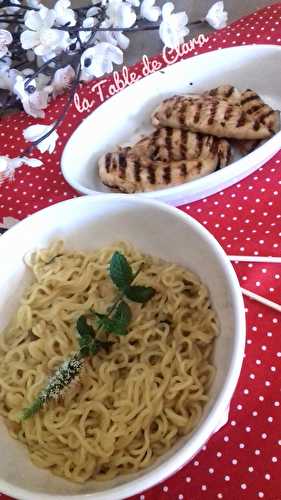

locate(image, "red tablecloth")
[[1, 3, 281, 500]]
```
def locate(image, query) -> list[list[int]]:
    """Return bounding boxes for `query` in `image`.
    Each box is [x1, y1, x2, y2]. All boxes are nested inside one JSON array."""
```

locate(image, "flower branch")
[[0, 0, 228, 183]]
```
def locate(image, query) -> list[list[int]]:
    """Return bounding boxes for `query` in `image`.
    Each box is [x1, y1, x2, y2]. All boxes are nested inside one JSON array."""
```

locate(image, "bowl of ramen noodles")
[[0, 195, 245, 500]]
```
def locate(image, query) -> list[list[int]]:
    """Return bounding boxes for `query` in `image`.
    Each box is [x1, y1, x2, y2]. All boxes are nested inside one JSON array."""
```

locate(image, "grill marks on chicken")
[[240, 89, 280, 134], [99, 151, 221, 193], [204, 85, 280, 152], [151, 94, 273, 140], [205, 85, 280, 132], [130, 128, 230, 166], [205, 84, 241, 103]]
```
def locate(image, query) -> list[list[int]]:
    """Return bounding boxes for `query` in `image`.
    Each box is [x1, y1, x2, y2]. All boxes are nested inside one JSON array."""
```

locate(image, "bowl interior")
[[0, 196, 244, 499]]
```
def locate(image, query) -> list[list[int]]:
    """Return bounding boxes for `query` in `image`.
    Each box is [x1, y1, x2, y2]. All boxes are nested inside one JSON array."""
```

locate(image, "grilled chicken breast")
[[206, 86, 280, 133], [240, 89, 280, 134], [204, 85, 280, 152], [99, 150, 222, 193], [152, 95, 272, 140], [129, 128, 231, 167], [204, 84, 241, 103]]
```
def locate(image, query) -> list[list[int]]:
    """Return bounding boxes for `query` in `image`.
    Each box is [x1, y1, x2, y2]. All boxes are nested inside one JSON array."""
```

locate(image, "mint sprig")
[[20, 250, 155, 420]]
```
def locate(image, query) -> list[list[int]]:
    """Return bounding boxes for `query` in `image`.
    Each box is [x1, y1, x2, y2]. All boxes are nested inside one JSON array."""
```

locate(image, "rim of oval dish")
[[0, 195, 246, 500]]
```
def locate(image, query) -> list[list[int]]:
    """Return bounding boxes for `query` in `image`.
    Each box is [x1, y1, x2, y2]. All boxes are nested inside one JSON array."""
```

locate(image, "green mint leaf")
[[78, 335, 91, 356], [124, 285, 155, 303], [95, 313, 115, 333], [96, 314, 124, 335], [88, 340, 100, 356], [76, 315, 95, 338], [111, 301, 132, 334], [95, 301, 131, 336], [79, 335, 101, 357], [109, 251, 133, 290]]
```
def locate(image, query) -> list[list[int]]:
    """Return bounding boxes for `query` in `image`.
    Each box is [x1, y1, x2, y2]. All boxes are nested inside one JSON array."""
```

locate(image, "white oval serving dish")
[[61, 44, 281, 206], [0, 195, 245, 500]]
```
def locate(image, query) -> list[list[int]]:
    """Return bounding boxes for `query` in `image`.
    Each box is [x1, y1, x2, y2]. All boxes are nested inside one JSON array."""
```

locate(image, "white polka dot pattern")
[[0, 4, 281, 500]]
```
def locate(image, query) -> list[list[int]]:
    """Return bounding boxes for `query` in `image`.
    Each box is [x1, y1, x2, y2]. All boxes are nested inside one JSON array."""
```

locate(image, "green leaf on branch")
[[76, 315, 98, 357], [76, 315, 95, 338], [109, 251, 133, 290], [111, 300, 132, 335], [96, 300, 132, 336], [124, 285, 155, 303], [78, 334, 98, 357]]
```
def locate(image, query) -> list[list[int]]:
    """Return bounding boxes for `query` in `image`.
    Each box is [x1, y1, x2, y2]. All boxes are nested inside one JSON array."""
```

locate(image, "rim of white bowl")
[[0, 195, 246, 500]]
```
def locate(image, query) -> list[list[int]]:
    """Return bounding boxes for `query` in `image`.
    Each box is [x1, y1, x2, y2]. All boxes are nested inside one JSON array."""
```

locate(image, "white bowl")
[[61, 44, 281, 206], [0, 195, 245, 500]]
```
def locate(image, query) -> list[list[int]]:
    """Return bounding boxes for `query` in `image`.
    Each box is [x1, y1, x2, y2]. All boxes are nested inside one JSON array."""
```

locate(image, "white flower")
[[53, 0, 76, 27], [21, 67, 35, 78], [205, 1, 228, 29], [0, 58, 9, 75], [0, 155, 42, 183], [0, 29, 12, 58], [99, 0, 136, 48], [35, 72, 51, 90], [81, 42, 123, 80], [0, 156, 20, 175], [141, 0, 161, 22], [0, 68, 18, 92], [113, 31, 130, 49], [26, 0, 42, 8], [91, 0, 107, 4], [159, 2, 189, 49], [26, 49, 36, 62], [127, 0, 140, 6], [0, 71, 12, 91], [97, 20, 130, 50], [52, 65, 75, 96], [106, 0, 136, 28], [40, 51, 57, 63], [0, 55, 11, 69], [86, 6, 100, 17], [13, 75, 50, 118], [21, 6, 70, 56], [95, 19, 115, 44], [23, 123, 59, 154], [80, 17, 97, 44], [5, 0, 20, 15]]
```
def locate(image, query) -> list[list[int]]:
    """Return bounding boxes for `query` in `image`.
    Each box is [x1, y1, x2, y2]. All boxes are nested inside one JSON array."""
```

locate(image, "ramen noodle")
[[0, 241, 218, 483]]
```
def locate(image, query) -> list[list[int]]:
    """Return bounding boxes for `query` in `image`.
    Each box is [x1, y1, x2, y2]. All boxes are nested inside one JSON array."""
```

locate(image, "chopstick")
[[241, 287, 281, 313], [227, 254, 281, 313], [229, 255, 281, 264]]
